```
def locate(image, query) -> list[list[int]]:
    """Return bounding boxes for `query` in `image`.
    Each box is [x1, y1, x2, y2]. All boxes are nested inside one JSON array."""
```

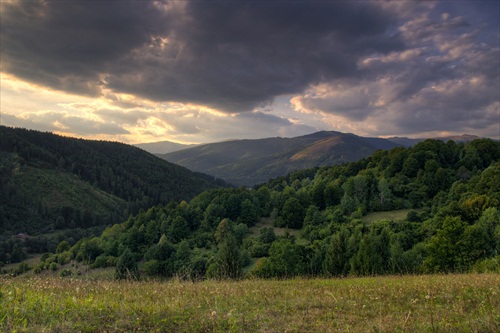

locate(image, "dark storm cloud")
[[1, 0, 403, 111], [2, 0, 498, 139], [1, 0, 164, 96], [108, 1, 404, 111], [294, 1, 500, 137]]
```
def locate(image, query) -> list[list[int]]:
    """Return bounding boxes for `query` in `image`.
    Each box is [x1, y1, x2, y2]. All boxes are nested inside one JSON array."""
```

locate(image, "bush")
[[57, 251, 72, 265], [407, 210, 421, 222], [205, 262, 218, 279], [250, 242, 270, 258], [14, 262, 31, 276], [90, 255, 116, 269], [250, 258, 272, 278], [40, 253, 51, 263], [143, 260, 161, 276], [473, 256, 500, 273], [115, 248, 139, 280], [49, 262, 58, 272], [60, 268, 73, 277], [34, 263, 45, 274]]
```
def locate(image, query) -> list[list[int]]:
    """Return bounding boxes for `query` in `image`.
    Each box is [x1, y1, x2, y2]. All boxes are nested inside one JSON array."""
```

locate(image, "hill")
[[0, 126, 226, 260], [159, 131, 400, 186], [20, 138, 499, 281], [134, 140, 196, 154], [387, 134, 482, 147]]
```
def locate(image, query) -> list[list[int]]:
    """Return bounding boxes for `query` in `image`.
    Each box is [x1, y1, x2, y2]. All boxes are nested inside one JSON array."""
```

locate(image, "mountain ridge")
[[159, 131, 401, 186], [386, 134, 482, 147], [134, 141, 197, 154], [158, 131, 486, 186]]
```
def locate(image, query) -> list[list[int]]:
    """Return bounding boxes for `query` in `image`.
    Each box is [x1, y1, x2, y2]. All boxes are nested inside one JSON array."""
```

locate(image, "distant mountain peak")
[[134, 140, 196, 154]]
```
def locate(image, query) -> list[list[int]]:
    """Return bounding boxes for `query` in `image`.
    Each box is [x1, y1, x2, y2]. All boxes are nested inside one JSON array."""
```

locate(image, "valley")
[[1, 127, 499, 332]]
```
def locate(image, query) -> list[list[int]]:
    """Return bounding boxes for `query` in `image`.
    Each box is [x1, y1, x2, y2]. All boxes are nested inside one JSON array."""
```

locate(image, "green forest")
[[6, 136, 498, 279], [0, 126, 226, 265]]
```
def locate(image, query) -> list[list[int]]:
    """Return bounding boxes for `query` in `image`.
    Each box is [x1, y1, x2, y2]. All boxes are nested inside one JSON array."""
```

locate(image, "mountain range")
[[386, 134, 481, 147], [157, 131, 397, 186], [156, 131, 483, 187], [134, 141, 197, 154]]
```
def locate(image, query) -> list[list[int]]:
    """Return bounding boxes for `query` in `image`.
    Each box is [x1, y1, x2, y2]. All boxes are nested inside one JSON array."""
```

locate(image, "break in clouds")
[[1, 0, 499, 142]]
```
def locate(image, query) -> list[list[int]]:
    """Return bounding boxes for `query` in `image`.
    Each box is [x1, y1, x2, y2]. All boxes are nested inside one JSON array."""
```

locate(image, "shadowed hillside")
[[0, 126, 226, 260], [160, 131, 400, 186]]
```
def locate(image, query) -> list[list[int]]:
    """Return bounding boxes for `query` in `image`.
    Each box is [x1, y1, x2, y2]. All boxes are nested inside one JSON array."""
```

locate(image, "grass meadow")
[[362, 209, 418, 226], [1, 273, 499, 332]]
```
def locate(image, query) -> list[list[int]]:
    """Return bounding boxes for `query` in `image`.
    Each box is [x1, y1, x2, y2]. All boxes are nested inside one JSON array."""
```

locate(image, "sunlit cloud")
[[1, 1, 498, 142], [1, 73, 315, 144]]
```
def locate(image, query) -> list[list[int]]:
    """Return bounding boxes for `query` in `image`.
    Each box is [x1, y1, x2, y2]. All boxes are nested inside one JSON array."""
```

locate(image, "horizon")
[[1, 1, 499, 145], [0, 124, 490, 148]]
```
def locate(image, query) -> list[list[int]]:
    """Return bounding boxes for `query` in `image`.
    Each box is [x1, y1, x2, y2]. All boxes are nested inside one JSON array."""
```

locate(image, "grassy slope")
[[362, 209, 419, 225], [1, 274, 498, 332]]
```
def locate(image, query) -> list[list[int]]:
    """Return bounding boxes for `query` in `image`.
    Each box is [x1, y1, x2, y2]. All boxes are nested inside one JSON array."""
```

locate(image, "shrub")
[[34, 263, 45, 274], [473, 256, 500, 273], [14, 262, 31, 276], [115, 248, 139, 280], [90, 255, 115, 269], [250, 242, 270, 257], [143, 260, 161, 276], [60, 268, 73, 277]]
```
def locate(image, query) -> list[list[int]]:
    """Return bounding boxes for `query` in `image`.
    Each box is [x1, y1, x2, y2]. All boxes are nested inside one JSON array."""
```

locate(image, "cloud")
[[291, 2, 500, 138], [1, 0, 498, 141], [1, 0, 163, 96], [3, 110, 129, 136], [1, 0, 402, 112], [1, 75, 315, 144]]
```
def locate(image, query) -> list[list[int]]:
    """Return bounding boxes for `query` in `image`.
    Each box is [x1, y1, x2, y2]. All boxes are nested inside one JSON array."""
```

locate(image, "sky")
[[1, 0, 499, 145]]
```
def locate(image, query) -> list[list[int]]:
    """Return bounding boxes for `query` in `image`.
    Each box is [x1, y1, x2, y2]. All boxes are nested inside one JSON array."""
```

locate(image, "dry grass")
[[1, 273, 499, 332], [2, 255, 43, 272]]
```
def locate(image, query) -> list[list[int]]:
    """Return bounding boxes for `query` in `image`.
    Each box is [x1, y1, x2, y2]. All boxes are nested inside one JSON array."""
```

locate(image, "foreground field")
[[1, 274, 499, 333]]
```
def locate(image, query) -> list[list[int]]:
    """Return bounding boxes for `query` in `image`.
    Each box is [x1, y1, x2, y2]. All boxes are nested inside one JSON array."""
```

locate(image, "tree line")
[[0, 126, 226, 265], [17, 138, 499, 279]]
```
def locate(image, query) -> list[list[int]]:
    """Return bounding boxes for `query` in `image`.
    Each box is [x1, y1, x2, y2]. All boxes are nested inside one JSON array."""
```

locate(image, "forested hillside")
[[0, 126, 226, 264], [29, 138, 500, 279], [386, 134, 481, 147], [160, 131, 399, 186]]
